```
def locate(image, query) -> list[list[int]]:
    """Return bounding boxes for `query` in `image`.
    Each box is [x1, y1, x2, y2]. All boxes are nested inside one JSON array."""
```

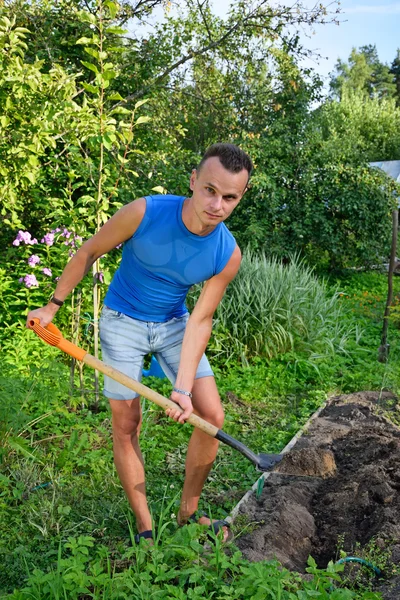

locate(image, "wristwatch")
[[50, 296, 64, 307], [173, 387, 192, 398]]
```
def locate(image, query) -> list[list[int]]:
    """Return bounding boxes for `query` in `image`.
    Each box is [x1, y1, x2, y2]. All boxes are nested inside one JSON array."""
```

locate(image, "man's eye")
[[206, 187, 214, 193]]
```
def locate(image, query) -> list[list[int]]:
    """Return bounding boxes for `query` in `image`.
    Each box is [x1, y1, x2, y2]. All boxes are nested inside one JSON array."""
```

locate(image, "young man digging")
[[27, 143, 253, 544]]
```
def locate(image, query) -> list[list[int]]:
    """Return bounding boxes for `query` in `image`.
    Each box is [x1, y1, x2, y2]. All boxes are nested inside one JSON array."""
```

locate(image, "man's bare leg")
[[177, 376, 229, 539], [109, 398, 153, 535]]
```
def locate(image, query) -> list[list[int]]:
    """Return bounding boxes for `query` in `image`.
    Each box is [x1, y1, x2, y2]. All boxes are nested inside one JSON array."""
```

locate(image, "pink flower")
[[41, 233, 55, 246], [13, 230, 37, 246], [42, 268, 52, 277], [22, 274, 39, 288], [28, 255, 40, 267]]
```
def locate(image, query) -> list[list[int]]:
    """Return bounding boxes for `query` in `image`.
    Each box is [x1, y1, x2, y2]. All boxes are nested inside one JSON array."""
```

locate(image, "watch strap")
[[173, 387, 192, 398], [50, 296, 64, 307]]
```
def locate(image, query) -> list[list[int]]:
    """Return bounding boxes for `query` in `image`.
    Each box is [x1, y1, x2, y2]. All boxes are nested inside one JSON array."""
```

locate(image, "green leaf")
[[103, 270, 113, 285], [78, 10, 97, 25], [123, 130, 133, 143], [151, 186, 167, 194], [81, 60, 98, 73], [24, 172, 36, 184], [84, 47, 100, 60], [105, 26, 127, 35], [82, 82, 99, 94], [76, 37, 94, 45], [110, 106, 131, 115], [102, 134, 114, 149], [135, 115, 151, 125], [8, 437, 43, 464], [108, 92, 124, 101], [103, 70, 116, 81], [130, 148, 145, 155], [134, 99, 150, 110], [78, 195, 95, 205], [105, 1, 118, 19]]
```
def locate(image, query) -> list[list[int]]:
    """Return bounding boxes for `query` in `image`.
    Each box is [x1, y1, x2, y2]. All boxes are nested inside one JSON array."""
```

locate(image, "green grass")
[[1, 270, 399, 597]]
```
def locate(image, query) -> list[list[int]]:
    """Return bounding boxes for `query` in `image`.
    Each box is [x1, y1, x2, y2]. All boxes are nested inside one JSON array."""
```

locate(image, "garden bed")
[[234, 392, 400, 599]]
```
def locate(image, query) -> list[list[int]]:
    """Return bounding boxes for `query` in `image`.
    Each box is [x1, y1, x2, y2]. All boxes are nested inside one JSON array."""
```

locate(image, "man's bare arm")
[[26, 198, 146, 327], [167, 245, 242, 423]]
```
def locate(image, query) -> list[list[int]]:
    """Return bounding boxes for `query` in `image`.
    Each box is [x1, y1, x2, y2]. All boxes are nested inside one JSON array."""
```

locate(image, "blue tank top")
[[104, 195, 237, 322]]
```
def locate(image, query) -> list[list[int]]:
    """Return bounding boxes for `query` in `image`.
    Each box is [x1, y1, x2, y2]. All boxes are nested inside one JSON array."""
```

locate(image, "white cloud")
[[344, 3, 400, 14]]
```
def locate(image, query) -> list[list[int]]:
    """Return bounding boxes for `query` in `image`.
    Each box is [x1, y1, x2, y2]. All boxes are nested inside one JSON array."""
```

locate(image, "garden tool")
[[28, 319, 283, 472]]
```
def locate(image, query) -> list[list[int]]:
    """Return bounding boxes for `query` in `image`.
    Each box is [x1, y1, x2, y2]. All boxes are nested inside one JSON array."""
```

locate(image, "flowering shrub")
[[4, 226, 87, 329], [7, 225, 122, 336], [13, 227, 83, 293]]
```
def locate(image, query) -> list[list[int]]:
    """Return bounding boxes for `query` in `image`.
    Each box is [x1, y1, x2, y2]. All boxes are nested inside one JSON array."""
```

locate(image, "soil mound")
[[235, 392, 400, 598]]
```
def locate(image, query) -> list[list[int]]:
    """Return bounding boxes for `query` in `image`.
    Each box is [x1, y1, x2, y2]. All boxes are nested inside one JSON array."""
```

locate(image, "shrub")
[[195, 251, 355, 364]]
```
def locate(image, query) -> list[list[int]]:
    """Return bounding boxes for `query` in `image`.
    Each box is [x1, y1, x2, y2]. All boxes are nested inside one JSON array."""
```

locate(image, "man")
[[27, 143, 253, 544]]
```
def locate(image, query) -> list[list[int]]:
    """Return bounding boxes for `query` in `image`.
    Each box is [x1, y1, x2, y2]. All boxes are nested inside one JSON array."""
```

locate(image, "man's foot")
[[177, 511, 232, 543]]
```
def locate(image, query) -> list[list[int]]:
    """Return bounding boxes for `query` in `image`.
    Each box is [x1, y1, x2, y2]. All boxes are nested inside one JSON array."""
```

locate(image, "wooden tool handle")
[[84, 354, 219, 437]]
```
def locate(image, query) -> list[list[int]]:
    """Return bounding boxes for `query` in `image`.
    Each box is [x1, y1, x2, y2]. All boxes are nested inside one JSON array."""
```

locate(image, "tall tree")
[[330, 45, 396, 100], [390, 48, 400, 105]]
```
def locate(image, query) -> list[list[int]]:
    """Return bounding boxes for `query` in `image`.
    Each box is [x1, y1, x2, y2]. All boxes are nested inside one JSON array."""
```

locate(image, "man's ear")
[[241, 184, 250, 197], [189, 169, 197, 191]]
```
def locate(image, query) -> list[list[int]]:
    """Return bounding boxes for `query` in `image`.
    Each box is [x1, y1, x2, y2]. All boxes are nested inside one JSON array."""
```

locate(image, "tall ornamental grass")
[[198, 251, 355, 364]]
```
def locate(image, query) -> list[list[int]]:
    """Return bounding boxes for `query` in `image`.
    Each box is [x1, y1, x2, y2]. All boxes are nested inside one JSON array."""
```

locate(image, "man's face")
[[189, 157, 249, 228]]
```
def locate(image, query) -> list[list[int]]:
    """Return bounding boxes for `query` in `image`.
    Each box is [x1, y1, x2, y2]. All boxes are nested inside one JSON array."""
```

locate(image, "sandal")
[[181, 511, 233, 542], [134, 529, 153, 544]]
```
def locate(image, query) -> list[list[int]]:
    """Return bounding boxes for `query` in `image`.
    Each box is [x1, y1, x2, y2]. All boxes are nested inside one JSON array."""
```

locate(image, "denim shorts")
[[99, 306, 214, 400]]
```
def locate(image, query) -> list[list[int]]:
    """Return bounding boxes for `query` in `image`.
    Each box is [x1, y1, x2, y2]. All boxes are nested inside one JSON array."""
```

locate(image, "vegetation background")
[[1, 0, 400, 597]]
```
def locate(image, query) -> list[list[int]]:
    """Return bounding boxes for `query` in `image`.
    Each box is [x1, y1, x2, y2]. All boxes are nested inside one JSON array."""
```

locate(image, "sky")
[[211, 0, 400, 84]]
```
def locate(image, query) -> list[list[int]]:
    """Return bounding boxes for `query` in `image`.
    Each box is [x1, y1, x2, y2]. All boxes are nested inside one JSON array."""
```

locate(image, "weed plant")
[[2, 539, 382, 599]]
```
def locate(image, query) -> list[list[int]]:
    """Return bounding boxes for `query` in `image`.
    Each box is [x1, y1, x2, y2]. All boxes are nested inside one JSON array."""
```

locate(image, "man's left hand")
[[166, 391, 193, 424]]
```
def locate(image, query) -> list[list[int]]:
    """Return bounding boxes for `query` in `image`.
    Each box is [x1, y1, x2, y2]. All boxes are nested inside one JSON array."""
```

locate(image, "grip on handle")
[[29, 318, 87, 361]]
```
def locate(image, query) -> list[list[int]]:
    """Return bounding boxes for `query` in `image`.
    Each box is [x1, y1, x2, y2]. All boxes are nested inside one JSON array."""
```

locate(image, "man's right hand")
[[26, 303, 59, 329], [166, 390, 193, 424]]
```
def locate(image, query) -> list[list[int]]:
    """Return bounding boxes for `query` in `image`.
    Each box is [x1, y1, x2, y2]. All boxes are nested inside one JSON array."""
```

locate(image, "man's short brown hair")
[[198, 143, 253, 178]]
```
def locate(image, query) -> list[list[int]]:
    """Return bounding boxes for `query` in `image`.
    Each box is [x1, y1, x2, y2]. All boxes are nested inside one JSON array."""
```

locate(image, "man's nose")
[[211, 195, 223, 210]]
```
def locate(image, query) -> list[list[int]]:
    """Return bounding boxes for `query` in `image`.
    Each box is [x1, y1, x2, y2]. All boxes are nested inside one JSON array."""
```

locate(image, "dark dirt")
[[235, 392, 400, 599]]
